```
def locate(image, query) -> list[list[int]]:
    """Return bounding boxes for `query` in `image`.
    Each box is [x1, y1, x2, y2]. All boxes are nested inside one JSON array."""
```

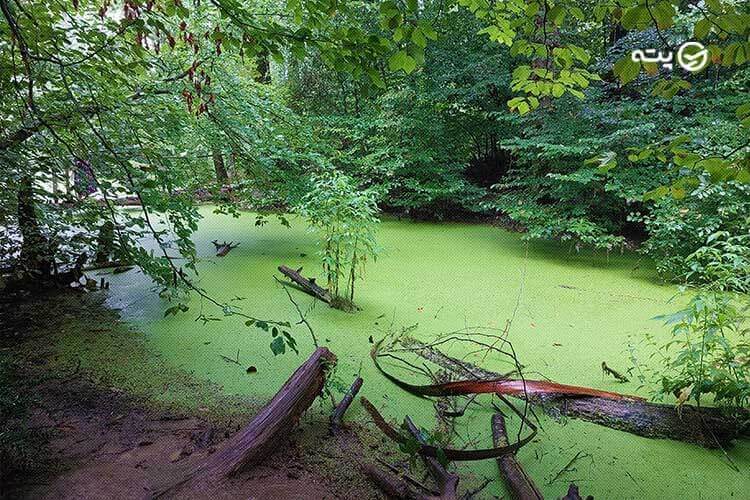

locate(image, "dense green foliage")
[[0, 1, 748, 393]]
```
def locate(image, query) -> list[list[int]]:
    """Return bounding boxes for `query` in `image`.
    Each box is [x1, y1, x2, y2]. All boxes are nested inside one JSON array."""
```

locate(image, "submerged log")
[[401, 336, 509, 380], [381, 341, 750, 448], [278, 265, 332, 303], [539, 393, 748, 448], [159, 347, 336, 497], [212, 240, 239, 257], [491, 413, 544, 500]]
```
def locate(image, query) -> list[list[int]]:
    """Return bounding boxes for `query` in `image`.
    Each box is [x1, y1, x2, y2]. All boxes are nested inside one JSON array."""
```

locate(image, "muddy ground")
[[0, 290, 392, 499]]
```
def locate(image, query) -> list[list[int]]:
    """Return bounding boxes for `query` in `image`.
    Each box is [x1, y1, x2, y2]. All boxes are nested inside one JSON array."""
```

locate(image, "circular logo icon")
[[677, 42, 709, 72]]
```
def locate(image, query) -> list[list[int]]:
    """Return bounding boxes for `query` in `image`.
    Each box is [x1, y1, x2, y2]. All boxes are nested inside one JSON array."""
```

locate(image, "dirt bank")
[[0, 290, 381, 499]]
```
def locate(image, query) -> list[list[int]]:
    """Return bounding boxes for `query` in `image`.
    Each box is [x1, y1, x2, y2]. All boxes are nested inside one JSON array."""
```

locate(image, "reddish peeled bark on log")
[[420, 378, 748, 448], [418, 378, 643, 401], [278, 265, 332, 303], [159, 347, 336, 497], [491, 413, 544, 500], [384, 341, 750, 448]]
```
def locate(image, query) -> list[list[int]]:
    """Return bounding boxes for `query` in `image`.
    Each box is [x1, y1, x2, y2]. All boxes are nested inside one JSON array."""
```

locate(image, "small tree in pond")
[[298, 172, 380, 310]]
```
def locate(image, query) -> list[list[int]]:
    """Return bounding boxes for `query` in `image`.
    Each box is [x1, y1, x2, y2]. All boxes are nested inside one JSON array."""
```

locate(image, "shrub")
[[297, 172, 380, 308], [637, 292, 750, 412]]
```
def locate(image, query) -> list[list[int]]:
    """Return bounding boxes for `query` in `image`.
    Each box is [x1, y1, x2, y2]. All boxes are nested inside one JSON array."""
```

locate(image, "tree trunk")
[[95, 220, 115, 266], [159, 347, 336, 497], [255, 49, 271, 83], [17, 175, 52, 277], [491, 413, 544, 500], [212, 149, 229, 185]]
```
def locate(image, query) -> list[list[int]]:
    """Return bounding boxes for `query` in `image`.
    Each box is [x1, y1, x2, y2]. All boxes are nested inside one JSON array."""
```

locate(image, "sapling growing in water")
[[298, 172, 380, 311]]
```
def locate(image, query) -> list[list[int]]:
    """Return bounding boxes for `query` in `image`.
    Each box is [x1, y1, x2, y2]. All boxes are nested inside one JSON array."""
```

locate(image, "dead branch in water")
[[491, 413, 544, 500], [360, 397, 537, 461], [211, 240, 239, 257], [331, 376, 363, 432], [278, 264, 332, 303], [601, 361, 629, 383]]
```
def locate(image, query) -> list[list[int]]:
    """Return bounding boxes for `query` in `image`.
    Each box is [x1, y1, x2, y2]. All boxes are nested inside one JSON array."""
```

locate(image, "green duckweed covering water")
[[105, 207, 749, 498]]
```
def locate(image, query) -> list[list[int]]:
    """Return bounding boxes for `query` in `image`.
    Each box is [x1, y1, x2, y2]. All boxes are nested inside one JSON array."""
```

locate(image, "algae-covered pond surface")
[[105, 207, 749, 499]]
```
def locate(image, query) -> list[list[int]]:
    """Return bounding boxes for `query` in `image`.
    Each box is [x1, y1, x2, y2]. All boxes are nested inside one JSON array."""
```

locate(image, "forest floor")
[[0, 290, 384, 499]]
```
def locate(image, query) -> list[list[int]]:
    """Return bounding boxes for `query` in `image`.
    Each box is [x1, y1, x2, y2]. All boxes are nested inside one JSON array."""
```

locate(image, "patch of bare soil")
[[0, 291, 378, 500]]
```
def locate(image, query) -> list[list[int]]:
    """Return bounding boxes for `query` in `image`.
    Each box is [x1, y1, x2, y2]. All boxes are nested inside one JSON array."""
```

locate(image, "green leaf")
[[270, 336, 286, 355], [621, 6, 650, 30], [570, 6, 585, 21], [388, 50, 417, 73], [652, 1, 676, 29], [419, 21, 438, 41], [694, 18, 712, 39], [411, 27, 427, 48], [367, 68, 386, 88], [613, 56, 641, 84]]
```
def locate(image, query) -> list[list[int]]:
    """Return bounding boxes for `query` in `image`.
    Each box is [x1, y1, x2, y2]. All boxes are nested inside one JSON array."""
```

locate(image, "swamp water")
[[105, 207, 749, 498]]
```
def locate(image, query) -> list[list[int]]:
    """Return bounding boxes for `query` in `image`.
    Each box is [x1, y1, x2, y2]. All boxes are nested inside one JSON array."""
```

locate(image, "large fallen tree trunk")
[[158, 347, 336, 497], [278, 265, 332, 303], [492, 413, 544, 500], [377, 340, 750, 448]]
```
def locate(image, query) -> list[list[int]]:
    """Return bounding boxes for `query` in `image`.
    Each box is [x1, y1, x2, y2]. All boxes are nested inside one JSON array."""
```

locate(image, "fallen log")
[[158, 347, 336, 497], [278, 265, 332, 303], [212, 240, 239, 257], [377, 340, 750, 448], [405, 416, 459, 500], [331, 376, 363, 432], [491, 413, 544, 500], [362, 463, 415, 499], [83, 260, 130, 272]]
